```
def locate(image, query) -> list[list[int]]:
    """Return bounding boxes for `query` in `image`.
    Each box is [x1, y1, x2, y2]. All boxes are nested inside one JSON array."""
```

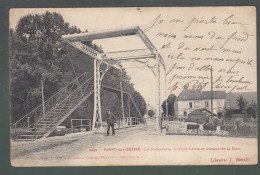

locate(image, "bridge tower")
[[62, 26, 167, 131]]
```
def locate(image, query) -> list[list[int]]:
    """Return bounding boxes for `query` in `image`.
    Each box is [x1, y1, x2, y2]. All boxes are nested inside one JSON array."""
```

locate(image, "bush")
[[203, 124, 217, 131], [213, 118, 222, 126], [237, 123, 257, 136], [187, 124, 199, 131], [220, 125, 236, 132]]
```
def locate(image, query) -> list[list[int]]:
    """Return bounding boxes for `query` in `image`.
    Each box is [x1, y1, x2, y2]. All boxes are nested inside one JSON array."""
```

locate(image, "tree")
[[236, 95, 248, 112], [10, 11, 148, 124], [130, 91, 147, 117], [247, 101, 258, 118], [10, 12, 84, 122], [161, 94, 176, 116], [148, 110, 155, 117]]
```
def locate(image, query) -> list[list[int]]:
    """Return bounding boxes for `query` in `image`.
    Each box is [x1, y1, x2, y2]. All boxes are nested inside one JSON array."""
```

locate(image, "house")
[[174, 89, 226, 120]]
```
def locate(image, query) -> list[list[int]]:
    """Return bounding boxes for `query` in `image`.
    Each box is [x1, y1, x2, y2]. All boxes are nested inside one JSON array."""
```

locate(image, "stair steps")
[[14, 73, 94, 141]]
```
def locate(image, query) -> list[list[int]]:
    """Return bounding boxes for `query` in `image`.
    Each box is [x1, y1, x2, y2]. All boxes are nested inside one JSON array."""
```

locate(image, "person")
[[143, 113, 148, 125], [105, 109, 117, 136]]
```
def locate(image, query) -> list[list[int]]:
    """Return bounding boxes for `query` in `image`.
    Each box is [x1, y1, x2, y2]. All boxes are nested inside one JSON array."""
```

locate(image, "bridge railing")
[[71, 119, 92, 133], [117, 117, 141, 128]]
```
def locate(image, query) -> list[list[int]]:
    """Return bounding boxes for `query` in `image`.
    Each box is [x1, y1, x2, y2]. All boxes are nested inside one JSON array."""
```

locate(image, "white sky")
[[10, 8, 257, 110]]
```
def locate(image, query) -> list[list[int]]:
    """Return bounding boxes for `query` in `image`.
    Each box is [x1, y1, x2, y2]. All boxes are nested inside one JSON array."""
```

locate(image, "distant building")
[[174, 89, 226, 120], [187, 108, 217, 124]]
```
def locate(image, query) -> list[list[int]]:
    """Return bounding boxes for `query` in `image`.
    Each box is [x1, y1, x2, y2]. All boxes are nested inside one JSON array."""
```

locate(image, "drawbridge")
[[13, 26, 166, 141]]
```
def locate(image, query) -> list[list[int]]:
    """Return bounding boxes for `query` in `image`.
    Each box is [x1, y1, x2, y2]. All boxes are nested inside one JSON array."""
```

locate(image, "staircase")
[[13, 72, 94, 141]]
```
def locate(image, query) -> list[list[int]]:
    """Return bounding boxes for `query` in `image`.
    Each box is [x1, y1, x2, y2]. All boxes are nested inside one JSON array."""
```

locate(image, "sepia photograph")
[[9, 7, 257, 166]]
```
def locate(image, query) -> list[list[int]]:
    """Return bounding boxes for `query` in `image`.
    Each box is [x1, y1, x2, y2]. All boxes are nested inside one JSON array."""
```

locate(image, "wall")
[[175, 98, 226, 118]]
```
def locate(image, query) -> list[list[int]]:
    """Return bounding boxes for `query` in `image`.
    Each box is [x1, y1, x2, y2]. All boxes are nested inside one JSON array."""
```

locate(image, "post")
[[128, 95, 131, 117], [81, 119, 82, 131], [120, 69, 125, 120], [41, 80, 45, 118], [164, 66, 168, 118], [119, 118, 120, 128], [197, 119, 199, 135], [71, 119, 73, 133], [211, 66, 213, 124], [155, 52, 161, 131], [27, 117, 30, 128], [14, 123, 17, 138], [92, 60, 102, 130]]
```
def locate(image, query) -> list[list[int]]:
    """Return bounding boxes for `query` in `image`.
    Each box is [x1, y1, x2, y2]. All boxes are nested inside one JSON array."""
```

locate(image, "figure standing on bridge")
[[106, 109, 117, 136]]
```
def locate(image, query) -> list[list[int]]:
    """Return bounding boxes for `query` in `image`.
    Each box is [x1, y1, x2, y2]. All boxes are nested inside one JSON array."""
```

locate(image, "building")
[[174, 89, 226, 120], [187, 108, 217, 124]]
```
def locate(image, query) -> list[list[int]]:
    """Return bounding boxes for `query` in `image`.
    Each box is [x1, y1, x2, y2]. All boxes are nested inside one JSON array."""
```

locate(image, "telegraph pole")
[[156, 52, 161, 131], [120, 69, 125, 120]]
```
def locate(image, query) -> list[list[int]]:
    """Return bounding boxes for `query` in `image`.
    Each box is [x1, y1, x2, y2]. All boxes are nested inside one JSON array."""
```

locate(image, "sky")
[[9, 7, 257, 110]]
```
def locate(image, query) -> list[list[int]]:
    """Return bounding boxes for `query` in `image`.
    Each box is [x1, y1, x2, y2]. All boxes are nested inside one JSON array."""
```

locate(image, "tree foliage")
[[10, 11, 147, 123], [148, 110, 155, 117], [10, 12, 81, 122], [161, 94, 176, 116], [247, 101, 258, 118], [236, 95, 248, 112]]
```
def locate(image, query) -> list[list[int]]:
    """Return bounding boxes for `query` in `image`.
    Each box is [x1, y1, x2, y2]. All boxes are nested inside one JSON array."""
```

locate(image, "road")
[[11, 125, 257, 166]]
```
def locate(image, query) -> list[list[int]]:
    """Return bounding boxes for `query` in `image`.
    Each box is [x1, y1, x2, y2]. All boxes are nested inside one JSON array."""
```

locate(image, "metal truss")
[[62, 26, 166, 131]]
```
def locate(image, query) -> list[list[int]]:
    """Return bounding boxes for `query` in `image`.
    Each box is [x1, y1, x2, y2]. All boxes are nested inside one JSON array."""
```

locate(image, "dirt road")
[[11, 125, 257, 166]]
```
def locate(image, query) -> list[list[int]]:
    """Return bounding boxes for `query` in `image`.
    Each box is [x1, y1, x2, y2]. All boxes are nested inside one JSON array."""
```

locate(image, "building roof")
[[188, 109, 217, 116], [178, 89, 201, 100], [201, 91, 226, 99], [178, 89, 226, 100]]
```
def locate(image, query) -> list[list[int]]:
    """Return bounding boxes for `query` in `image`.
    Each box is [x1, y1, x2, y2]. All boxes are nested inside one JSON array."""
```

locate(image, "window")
[[189, 102, 192, 108], [205, 101, 209, 108], [184, 111, 187, 117]]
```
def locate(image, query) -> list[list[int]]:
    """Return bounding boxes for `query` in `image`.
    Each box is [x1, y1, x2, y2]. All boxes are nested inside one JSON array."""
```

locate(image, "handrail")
[[32, 76, 94, 127], [14, 72, 92, 125]]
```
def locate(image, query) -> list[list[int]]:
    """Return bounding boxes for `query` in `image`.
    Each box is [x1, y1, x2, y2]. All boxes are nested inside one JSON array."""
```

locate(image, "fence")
[[71, 119, 91, 133], [165, 117, 257, 137], [117, 117, 141, 128]]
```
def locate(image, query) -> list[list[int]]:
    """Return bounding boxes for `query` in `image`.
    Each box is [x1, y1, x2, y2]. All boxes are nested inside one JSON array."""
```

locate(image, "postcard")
[[9, 7, 257, 166]]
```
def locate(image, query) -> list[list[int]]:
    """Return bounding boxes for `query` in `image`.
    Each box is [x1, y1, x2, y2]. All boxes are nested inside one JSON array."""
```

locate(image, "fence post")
[[14, 123, 17, 141], [27, 117, 30, 128], [81, 119, 83, 132], [71, 119, 73, 133], [197, 119, 199, 135], [35, 129, 37, 140], [118, 118, 120, 128]]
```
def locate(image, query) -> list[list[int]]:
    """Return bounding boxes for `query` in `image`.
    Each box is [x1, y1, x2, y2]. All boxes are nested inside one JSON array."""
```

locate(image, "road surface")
[[11, 125, 257, 166]]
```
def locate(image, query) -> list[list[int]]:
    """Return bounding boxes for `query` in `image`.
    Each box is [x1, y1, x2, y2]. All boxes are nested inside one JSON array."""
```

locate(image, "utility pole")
[[156, 52, 161, 131], [211, 66, 213, 124], [120, 69, 125, 120], [164, 66, 168, 119]]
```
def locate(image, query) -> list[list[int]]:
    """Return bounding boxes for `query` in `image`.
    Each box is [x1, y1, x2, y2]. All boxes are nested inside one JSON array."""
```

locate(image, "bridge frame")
[[62, 26, 167, 131]]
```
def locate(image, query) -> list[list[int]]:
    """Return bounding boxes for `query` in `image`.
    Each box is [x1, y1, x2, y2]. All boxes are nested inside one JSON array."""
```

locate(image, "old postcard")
[[9, 7, 257, 166]]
